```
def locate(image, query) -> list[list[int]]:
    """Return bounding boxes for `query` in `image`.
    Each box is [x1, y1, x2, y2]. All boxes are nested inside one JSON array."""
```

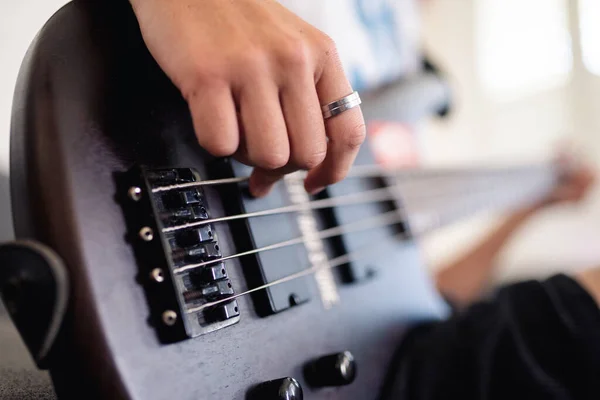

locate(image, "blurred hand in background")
[[436, 156, 596, 307], [541, 158, 596, 207]]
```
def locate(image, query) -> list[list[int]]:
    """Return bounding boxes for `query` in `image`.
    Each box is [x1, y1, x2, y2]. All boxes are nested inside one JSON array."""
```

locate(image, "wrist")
[[502, 202, 541, 228], [515, 201, 543, 217]]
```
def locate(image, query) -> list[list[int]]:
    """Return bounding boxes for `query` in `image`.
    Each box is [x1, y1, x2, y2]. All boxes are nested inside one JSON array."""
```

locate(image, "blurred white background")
[[1, 0, 599, 285], [0, 0, 70, 241], [418, 0, 600, 284]]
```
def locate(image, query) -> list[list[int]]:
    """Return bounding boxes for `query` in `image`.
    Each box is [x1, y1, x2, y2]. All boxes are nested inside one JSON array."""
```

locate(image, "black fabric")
[[382, 274, 600, 400]]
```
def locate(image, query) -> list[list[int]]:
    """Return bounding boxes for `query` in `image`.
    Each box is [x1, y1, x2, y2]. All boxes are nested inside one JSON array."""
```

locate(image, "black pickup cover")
[[212, 159, 313, 317]]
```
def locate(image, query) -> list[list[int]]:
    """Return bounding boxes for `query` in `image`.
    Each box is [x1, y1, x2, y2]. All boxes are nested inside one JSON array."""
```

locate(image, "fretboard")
[[385, 165, 558, 235]]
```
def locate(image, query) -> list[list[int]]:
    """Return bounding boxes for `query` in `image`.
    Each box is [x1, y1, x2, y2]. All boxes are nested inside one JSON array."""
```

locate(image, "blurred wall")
[[0, 0, 70, 241], [419, 0, 600, 283]]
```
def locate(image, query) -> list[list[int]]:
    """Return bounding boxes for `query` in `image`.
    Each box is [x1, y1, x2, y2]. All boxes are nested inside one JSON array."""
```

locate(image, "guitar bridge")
[[117, 167, 239, 343]]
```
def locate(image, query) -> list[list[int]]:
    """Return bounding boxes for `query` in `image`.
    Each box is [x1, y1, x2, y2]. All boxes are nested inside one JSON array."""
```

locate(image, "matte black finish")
[[304, 351, 356, 388], [9, 1, 447, 399], [324, 176, 408, 284], [247, 377, 303, 400]]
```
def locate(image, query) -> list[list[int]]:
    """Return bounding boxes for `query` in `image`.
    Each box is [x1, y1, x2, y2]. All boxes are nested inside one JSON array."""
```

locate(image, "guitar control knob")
[[247, 377, 303, 400], [303, 351, 356, 387]]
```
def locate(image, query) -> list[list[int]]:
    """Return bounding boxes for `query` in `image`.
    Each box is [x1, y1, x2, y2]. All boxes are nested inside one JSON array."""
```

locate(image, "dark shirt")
[[381, 275, 600, 400]]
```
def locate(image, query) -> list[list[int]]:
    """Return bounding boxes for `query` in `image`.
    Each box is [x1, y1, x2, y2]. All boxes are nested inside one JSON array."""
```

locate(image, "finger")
[[249, 73, 328, 198], [281, 69, 328, 171], [249, 162, 311, 198], [304, 46, 366, 194], [238, 79, 290, 197], [187, 84, 239, 157], [249, 167, 288, 198], [249, 71, 327, 197], [236, 115, 295, 198]]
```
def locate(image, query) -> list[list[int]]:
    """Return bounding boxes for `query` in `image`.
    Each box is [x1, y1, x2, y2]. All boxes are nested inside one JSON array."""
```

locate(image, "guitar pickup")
[[117, 167, 240, 343]]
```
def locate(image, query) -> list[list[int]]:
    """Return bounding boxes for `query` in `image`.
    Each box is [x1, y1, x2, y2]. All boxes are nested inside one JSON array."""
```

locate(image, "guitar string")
[[151, 163, 551, 193], [162, 185, 401, 233], [185, 231, 408, 314], [152, 176, 248, 192], [170, 167, 554, 313], [185, 177, 553, 314], [150, 166, 395, 193], [174, 177, 540, 274], [172, 209, 406, 274], [161, 173, 542, 233]]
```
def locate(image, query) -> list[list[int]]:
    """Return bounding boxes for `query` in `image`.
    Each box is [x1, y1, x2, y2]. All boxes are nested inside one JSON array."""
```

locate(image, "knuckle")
[[192, 69, 220, 86], [278, 37, 312, 69], [319, 33, 338, 56], [181, 85, 199, 103], [255, 151, 289, 170], [294, 148, 327, 170], [185, 62, 224, 88], [180, 80, 204, 103], [239, 47, 269, 74], [180, 72, 226, 102], [341, 123, 367, 151]]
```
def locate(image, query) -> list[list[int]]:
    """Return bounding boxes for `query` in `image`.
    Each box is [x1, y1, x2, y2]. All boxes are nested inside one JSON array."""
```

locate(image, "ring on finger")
[[321, 91, 362, 119]]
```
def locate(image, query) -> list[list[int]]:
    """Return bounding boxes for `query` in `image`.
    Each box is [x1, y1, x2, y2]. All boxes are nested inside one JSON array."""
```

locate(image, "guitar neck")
[[387, 164, 559, 235]]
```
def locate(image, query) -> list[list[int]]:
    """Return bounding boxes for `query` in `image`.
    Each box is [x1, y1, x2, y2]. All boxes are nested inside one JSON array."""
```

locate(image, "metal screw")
[[162, 310, 177, 326], [365, 267, 377, 280], [128, 186, 142, 201], [150, 268, 164, 283], [139, 227, 154, 241], [289, 293, 301, 307]]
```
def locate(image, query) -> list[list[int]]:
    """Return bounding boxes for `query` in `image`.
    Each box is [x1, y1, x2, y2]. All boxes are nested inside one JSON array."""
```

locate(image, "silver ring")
[[321, 91, 362, 119]]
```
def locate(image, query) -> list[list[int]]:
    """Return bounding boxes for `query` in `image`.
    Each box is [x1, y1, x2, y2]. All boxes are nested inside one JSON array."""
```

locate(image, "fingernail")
[[308, 186, 326, 196]]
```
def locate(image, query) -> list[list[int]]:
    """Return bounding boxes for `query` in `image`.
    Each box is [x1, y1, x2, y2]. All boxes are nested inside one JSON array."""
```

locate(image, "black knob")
[[304, 351, 356, 387], [247, 377, 303, 400]]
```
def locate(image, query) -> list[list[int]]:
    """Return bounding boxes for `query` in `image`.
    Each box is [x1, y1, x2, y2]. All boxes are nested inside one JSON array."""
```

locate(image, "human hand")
[[541, 161, 596, 207], [129, 0, 366, 197]]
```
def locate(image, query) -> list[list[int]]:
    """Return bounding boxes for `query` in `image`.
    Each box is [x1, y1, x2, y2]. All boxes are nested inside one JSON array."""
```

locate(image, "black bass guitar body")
[[6, 1, 448, 399]]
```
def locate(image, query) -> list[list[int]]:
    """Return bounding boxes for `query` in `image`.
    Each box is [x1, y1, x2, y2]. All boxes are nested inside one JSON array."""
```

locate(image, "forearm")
[[435, 203, 541, 307]]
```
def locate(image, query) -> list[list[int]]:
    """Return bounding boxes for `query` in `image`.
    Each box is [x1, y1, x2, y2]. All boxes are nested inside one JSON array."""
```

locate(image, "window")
[[476, 0, 572, 100], [579, 0, 600, 76]]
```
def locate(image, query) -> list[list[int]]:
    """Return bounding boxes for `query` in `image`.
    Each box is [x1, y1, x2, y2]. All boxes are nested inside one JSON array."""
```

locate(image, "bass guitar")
[[0, 2, 556, 399]]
